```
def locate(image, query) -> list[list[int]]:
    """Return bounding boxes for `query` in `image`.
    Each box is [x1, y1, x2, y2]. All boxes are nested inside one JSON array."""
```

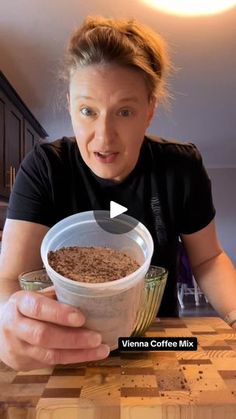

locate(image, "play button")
[[110, 201, 127, 219], [93, 201, 139, 234]]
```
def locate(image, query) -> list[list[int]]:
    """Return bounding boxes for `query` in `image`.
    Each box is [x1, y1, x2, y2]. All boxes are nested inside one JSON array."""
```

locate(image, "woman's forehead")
[[69, 64, 149, 100]]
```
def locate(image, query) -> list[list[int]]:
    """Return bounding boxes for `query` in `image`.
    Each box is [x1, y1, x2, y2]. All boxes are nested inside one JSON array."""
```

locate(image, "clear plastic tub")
[[41, 211, 154, 350]]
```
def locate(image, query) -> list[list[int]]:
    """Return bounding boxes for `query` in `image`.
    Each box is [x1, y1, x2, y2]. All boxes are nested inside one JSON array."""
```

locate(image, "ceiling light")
[[141, 0, 236, 16]]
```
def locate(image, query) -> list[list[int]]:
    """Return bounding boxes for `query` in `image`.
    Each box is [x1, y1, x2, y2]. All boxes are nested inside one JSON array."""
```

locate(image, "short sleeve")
[[7, 144, 55, 227], [178, 144, 216, 234]]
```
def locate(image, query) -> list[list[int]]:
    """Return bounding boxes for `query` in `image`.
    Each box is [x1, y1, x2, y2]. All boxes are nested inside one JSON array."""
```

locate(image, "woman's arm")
[[181, 218, 236, 320]]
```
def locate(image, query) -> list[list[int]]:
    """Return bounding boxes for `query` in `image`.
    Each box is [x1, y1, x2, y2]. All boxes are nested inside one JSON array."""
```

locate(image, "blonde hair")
[[64, 16, 171, 102]]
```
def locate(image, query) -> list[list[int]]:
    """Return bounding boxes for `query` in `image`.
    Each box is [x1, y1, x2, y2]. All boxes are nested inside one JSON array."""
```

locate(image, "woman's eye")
[[80, 107, 95, 117], [119, 109, 133, 117]]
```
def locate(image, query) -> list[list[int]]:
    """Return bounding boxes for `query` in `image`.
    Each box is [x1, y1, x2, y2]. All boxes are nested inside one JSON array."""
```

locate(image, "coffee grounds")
[[48, 246, 140, 283]]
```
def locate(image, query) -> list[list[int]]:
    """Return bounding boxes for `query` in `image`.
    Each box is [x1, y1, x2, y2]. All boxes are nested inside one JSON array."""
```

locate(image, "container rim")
[[145, 265, 168, 282], [41, 211, 154, 289]]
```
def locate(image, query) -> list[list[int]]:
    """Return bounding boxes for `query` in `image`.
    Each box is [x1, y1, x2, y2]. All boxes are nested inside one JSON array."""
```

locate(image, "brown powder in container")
[[48, 246, 140, 283]]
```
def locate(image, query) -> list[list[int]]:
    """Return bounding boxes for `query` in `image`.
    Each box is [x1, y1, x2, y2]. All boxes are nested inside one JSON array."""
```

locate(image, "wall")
[[207, 168, 236, 266]]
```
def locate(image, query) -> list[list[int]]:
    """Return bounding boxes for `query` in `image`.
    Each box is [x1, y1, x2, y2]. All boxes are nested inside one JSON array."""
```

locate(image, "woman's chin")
[[90, 166, 125, 183]]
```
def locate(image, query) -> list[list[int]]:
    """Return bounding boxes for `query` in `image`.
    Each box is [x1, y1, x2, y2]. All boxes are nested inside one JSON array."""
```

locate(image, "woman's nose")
[[94, 115, 116, 146]]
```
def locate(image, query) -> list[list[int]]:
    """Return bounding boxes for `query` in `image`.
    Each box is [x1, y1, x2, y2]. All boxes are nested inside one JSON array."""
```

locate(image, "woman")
[[0, 16, 235, 371]]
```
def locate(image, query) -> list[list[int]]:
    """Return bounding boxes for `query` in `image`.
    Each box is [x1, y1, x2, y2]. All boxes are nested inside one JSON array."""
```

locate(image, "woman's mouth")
[[94, 152, 119, 164]]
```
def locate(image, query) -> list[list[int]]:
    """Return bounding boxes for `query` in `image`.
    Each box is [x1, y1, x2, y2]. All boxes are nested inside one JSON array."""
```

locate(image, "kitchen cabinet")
[[0, 90, 23, 196], [0, 71, 48, 199]]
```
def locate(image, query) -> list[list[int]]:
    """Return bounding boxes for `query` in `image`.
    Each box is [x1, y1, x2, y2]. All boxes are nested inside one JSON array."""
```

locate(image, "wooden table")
[[1, 317, 236, 418]]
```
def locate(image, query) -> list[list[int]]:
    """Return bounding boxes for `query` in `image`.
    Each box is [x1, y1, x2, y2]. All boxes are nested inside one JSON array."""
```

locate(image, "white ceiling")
[[0, 0, 236, 167]]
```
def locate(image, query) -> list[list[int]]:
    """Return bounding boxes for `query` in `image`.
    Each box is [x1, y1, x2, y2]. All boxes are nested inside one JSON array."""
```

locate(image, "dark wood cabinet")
[[0, 90, 23, 197], [24, 119, 40, 156], [0, 71, 48, 199]]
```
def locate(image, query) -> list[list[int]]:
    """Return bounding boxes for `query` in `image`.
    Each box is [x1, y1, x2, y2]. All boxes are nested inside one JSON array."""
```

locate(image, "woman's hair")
[[63, 16, 171, 102]]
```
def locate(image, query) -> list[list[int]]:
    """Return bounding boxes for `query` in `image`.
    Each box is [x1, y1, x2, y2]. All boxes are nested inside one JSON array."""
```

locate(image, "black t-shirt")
[[7, 135, 216, 316]]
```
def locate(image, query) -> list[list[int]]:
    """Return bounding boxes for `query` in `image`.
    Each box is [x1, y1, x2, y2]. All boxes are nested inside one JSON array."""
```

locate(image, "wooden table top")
[[1, 316, 236, 419]]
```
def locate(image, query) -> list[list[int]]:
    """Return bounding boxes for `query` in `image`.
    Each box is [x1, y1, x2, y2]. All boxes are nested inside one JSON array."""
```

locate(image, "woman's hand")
[[0, 290, 110, 371]]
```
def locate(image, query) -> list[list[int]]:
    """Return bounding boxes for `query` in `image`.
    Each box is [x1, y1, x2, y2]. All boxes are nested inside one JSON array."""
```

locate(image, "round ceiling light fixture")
[[141, 0, 236, 16]]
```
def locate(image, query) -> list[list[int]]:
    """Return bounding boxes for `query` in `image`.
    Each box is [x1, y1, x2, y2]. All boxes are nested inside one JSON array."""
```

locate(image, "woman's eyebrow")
[[118, 96, 140, 103], [74, 95, 140, 103], [74, 95, 94, 100]]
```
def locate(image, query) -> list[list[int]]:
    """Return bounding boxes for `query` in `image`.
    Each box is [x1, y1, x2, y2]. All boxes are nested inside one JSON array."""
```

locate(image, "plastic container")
[[41, 211, 154, 350]]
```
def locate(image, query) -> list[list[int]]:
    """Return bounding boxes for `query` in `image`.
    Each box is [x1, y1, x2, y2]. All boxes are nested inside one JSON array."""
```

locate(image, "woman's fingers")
[[16, 317, 102, 349], [0, 290, 110, 371], [6, 335, 109, 371], [9, 291, 85, 327], [10, 335, 110, 370], [39, 286, 56, 300], [24, 342, 110, 366]]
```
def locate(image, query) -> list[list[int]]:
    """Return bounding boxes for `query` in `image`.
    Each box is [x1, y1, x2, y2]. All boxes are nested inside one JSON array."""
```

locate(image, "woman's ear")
[[147, 97, 157, 127]]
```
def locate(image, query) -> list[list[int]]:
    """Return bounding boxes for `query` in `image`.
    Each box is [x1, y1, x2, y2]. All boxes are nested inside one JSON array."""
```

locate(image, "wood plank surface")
[[1, 317, 236, 419]]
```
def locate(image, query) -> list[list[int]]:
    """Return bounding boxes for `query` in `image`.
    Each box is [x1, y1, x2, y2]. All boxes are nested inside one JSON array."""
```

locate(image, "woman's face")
[[68, 64, 156, 182]]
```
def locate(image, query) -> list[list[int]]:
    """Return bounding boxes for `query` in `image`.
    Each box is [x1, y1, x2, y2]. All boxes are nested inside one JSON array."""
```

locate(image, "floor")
[[179, 293, 218, 317]]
